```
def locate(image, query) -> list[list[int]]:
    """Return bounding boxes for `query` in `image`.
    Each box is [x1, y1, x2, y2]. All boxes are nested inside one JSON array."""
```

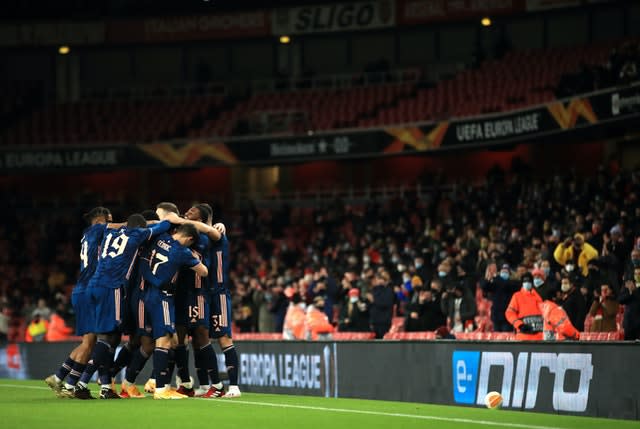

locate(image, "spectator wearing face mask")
[[531, 267, 556, 301], [480, 263, 520, 332], [588, 284, 619, 332], [559, 276, 587, 332], [554, 233, 598, 277], [338, 288, 370, 332], [505, 273, 544, 340]]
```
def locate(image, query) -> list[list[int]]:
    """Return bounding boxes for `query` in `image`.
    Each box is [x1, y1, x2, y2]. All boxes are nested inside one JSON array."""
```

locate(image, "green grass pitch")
[[0, 379, 637, 429]]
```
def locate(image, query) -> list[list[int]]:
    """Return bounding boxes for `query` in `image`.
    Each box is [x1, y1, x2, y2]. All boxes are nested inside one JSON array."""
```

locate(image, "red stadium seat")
[[383, 331, 436, 340], [332, 332, 376, 340]]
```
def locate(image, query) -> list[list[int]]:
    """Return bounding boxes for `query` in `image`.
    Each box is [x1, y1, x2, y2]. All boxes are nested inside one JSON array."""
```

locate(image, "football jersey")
[[209, 233, 230, 294], [76, 223, 108, 291], [141, 232, 201, 290], [89, 221, 171, 289], [176, 232, 210, 293]]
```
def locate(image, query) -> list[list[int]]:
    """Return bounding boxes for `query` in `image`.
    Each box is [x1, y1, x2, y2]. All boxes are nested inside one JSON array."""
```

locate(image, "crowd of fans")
[[2, 162, 640, 343], [225, 162, 640, 340], [557, 40, 640, 98]]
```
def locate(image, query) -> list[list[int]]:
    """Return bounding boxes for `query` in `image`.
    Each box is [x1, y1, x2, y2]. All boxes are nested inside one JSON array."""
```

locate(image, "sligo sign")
[[272, 1, 395, 35], [453, 351, 593, 412]]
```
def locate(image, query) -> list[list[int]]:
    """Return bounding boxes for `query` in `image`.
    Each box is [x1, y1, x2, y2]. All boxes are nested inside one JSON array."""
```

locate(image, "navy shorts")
[[175, 289, 210, 331], [143, 287, 176, 340], [71, 288, 93, 336], [90, 285, 125, 334], [209, 290, 232, 339]]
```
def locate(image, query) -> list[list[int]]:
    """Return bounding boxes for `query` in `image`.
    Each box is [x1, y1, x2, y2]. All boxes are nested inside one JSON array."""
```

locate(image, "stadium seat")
[[383, 331, 436, 340], [332, 332, 376, 340], [233, 333, 284, 340]]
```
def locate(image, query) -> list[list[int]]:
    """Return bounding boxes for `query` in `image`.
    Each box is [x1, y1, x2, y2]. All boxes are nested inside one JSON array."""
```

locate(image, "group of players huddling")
[[44, 202, 241, 400]]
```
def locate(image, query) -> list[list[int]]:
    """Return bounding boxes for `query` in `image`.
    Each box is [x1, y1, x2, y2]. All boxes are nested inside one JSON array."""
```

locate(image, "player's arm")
[[191, 262, 208, 277], [106, 222, 126, 229], [145, 220, 172, 240], [164, 212, 221, 241]]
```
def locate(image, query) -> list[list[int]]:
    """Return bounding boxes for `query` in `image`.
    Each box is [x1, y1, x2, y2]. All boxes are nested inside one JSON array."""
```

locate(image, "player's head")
[[83, 207, 111, 224], [141, 209, 160, 221], [156, 202, 179, 220], [174, 223, 199, 247], [186, 203, 212, 224], [126, 213, 147, 229]]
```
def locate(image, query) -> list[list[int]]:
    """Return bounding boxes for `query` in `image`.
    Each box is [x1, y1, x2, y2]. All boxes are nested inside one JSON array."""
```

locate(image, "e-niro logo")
[[452, 351, 593, 412]]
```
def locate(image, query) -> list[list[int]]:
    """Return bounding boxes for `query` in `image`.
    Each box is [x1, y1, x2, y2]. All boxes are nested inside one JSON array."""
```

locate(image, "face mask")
[[349, 297, 359, 303], [561, 283, 571, 292], [533, 278, 544, 287], [403, 275, 411, 283], [632, 259, 640, 267], [438, 271, 447, 278], [415, 262, 423, 269], [499, 272, 509, 280], [391, 256, 399, 264], [543, 267, 550, 276], [397, 264, 406, 272], [634, 275, 640, 283], [565, 264, 575, 272], [363, 256, 371, 264], [522, 282, 533, 290]]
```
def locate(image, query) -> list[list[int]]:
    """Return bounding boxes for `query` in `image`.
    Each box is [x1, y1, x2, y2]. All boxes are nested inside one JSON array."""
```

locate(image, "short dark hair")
[[156, 202, 179, 215], [141, 209, 159, 221], [83, 206, 110, 223], [193, 203, 212, 224], [176, 223, 199, 244], [127, 213, 147, 228]]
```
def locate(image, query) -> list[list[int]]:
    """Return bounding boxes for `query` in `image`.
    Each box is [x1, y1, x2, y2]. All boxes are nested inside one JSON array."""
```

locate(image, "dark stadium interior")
[[1, 0, 640, 351]]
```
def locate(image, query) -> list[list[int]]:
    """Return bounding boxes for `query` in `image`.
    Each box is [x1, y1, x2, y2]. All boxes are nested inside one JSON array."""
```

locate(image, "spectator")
[[588, 284, 619, 332], [25, 311, 48, 342], [619, 274, 640, 340], [305, 296, 334, 340], [45, 308, 74, 342], [338, 288, 370, 332], [505, 273, 543, 340], [0, 305, 9, 344], [540, 299, 579, 341], [553, 233, 598, 277], [480, 263, 519, 332], [442, 283, 476, 333], [558, 276, 587, 332], [32, 298, 52, 321], [367, 271, 394, 339], [283, 289, 306, 340], [532, 267, 555, 301], [251, 278, 275, 333], [268, 282, 288, 333]]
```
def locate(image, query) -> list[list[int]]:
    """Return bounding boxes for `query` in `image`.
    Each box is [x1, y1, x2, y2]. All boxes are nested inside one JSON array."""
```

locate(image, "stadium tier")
[[1, 40, 635, 145]]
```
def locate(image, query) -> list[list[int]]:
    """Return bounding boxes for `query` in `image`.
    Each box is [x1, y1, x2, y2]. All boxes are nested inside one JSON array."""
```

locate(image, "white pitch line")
[[0, 383, 568, 429]]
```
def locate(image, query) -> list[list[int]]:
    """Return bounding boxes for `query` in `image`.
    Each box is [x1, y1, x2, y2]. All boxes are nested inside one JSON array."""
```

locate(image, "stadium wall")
[[2, 340, 638, 420]]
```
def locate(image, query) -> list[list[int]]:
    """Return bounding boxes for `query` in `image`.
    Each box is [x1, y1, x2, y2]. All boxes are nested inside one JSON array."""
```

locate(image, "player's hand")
[[164, 212, 184, 224], [213, 222, 226, 235]]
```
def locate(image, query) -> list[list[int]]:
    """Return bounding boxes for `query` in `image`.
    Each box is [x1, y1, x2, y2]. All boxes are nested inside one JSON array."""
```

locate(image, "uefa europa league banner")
[[1, 83, 639, 171]]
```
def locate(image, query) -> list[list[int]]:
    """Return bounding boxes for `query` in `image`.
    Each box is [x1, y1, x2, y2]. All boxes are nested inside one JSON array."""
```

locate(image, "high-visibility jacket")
[[305, 306, 335, 341], [505, 288, 543, 340], [45, 313, 74, 342], [540, 300, 579, 340], [553, 242, 598, 276], [25, 319, 48, 342], [283, 303, 306, 340]]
